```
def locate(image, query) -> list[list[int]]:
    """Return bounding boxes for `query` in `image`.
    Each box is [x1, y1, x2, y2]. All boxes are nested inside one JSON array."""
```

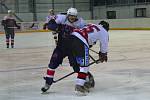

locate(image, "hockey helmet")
[[99, 20, 109, 31], [67, 7, 78, 16], [49, 9, 54, 15], [8, 10, 13, 13]]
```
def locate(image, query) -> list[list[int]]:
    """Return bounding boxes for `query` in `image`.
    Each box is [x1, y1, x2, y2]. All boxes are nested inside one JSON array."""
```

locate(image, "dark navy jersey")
[[2, 16, 18, 28]]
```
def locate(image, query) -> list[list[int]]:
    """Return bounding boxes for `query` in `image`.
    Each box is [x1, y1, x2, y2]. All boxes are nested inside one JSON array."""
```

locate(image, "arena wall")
[[1, 18, 150, 34]]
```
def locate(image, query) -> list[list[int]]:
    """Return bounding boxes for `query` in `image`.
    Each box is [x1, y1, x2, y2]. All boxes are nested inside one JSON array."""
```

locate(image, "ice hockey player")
[[41, 7, 92, 94], [42, 19, 109, 95], [72, 21, 109, 95], [1, 10, 20, 48], [43, 9, 56, 30], [43, 9, 58, 45], [41, 11, 109, 95]]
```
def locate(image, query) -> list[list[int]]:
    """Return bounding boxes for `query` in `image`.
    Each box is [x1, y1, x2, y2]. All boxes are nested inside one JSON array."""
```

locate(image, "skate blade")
[[75, 91, 87, 96], [41, 91, 56, 95], [41, 91, 50, 94]]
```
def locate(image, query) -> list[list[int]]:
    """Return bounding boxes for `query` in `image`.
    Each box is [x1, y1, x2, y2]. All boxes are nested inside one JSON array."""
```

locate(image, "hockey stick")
[[53, 72, 75, 83], [89, 54, 100, 64], [89, 48, 99, 54], [7, 27, 18, 29], [0, 2, 23, 22], [53, 56, 100, 83]]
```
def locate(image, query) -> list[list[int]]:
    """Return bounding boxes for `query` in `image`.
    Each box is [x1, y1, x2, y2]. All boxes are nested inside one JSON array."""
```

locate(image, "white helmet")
[[8, 10, 13, 14], [67, 7, 78, 16], [8, 10, 12, 13]]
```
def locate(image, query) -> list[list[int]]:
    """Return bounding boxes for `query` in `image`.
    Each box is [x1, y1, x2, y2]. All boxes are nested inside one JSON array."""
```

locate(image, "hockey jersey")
[[2, 16, 19, 29], [55, 14, 86, 29], [72, 24, 109, 53]]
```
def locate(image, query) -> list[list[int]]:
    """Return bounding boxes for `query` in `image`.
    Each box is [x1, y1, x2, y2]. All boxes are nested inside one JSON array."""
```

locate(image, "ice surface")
[[0, 30, 150, 100]]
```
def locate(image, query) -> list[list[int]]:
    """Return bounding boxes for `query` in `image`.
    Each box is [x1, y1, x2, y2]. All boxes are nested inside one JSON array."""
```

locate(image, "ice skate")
[[6, 45, 9, 48], [75, 85, 89, 96], [41, 83, 50, 93], [6, 43, 9, 48], [11, 45, 14, 48], [41, 77, 53, 93], [84, 72, 95, 89]]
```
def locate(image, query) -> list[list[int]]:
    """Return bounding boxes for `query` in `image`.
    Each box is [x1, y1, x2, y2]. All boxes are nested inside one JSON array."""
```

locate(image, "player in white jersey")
[[73, 21, 109, 62], [43, 9, 59, 45], [43, 9, 56, 29], [71, 21, 109, 94], [41, 8, 88, 93]]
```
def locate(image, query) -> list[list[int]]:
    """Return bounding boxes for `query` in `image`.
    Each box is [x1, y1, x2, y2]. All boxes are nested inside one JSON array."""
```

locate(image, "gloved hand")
[[43, 23, 48, 30], [99, 52, 107, 62], [89, 45, 93, 48]]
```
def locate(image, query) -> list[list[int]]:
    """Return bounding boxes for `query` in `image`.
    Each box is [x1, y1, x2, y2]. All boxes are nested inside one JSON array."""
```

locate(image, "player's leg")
[[52, 32, 58, 45], [68, 55, 80, 72], [84, 72, 95, 89], [75, 45, 89, 95], [10, 29, 15, 48], [68, 51, 95, 89], [5, 29, 10, 48], [70, 36, 90, 95], [41, 47, 64, 92], [69, 49, 89, 95]]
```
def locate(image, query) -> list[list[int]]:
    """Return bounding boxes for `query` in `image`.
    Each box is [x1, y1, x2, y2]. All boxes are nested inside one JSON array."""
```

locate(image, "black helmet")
[[99, 21, 109, 31]]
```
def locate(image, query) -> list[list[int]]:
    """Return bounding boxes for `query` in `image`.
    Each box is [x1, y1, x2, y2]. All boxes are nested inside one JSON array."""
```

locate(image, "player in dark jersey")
[[1, 10, 20, 48]]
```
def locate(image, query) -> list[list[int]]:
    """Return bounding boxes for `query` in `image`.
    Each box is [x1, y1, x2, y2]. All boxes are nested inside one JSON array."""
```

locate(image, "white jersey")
[[72, 24, 109, 53], [55, 14, 86, 28]]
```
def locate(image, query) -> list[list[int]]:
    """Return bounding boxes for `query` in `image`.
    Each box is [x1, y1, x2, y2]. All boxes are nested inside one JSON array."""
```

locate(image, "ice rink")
[[0, 30, 150, 100]]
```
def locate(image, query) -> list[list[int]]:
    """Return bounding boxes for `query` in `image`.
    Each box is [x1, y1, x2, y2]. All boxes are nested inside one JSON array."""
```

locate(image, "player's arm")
[[1, 20, 6, 26], [47, 19, 62, 33], [1, 16, 7, 27], [43, 16, 51, 30], [14, 20, 20, 29], [47, 15, 74, 34], [98, 28, 109, 62], [79, 18, 87, 28], [46, 14, 64, 31]]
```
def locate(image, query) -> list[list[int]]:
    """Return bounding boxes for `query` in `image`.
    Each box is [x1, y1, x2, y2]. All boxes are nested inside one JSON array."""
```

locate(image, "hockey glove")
[[43, 23, 48, 30], [89, 45, 93, 48], [17, 25, 21, 29], [99, 52, 107, 62]]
